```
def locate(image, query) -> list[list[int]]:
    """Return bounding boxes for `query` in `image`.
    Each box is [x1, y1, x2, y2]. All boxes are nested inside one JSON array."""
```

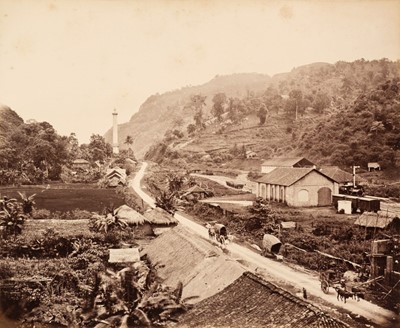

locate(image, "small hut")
[[368, 162, 381, 171], [180, 185, 213, 202], [105, 167, 127, 187], [143, 208, 179, 236], [116, 205, 147, 226], [72, 159, 90, 170], [354, 211, 400, 237]]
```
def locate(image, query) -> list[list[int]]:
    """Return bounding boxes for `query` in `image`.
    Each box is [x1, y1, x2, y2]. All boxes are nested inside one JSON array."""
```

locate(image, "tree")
[[87, 134, 113, 162], [285, 89, 305, 120], [257, 104, 268, 125], [313, 92, 330, 113], [186, 94, 206, 129], [6, 121, 70, 181], [211, 93, 227, 121], [124, 135, 136, 159], [187, 123, 196, 135]]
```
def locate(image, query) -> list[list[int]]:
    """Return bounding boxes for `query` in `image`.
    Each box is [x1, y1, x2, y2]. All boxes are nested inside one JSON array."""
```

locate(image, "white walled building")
[[256, 167, 339, 207]]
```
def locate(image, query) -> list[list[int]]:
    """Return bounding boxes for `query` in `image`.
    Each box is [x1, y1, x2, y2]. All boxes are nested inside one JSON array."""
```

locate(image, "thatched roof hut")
[[143, 208, 178, 226], [143, 225, 245, 303], [116, 205, 147, 226]]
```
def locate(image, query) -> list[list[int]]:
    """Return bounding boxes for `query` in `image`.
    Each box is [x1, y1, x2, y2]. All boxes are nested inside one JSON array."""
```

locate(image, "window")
[[298, 189, 309, 202]]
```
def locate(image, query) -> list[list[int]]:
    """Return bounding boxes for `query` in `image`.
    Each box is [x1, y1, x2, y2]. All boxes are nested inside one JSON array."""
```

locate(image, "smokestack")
[[112, 108, 119, 154]]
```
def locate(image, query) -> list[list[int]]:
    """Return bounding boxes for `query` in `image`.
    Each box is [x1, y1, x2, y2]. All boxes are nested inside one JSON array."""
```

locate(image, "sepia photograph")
[[0, 0, 399, 327]]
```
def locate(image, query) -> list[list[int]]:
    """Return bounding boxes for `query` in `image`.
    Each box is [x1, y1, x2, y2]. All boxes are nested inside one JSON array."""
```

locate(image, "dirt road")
[[131, 162, 398, 327]]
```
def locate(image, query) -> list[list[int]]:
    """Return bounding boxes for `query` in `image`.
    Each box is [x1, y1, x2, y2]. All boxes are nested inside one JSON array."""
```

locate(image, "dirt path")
[[131, 162, 398, 327]]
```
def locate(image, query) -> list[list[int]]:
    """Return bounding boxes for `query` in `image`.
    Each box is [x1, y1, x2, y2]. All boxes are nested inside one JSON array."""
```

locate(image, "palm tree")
[[124, 135, 136, 160]]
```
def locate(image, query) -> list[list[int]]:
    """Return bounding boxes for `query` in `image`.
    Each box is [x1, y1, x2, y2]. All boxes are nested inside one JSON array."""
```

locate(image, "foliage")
[[257, 103, 268, 125], [89, 206, 129, 234], [0, 196, 26, 238], [87, 134, 113, 162], [300, 79, 400, 167], [17, 191, 36, 216], [212, 92, 227, 121]]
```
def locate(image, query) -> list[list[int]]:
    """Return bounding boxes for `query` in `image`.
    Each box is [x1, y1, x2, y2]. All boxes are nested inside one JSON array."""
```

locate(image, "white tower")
[[112, 108, 119, 154]]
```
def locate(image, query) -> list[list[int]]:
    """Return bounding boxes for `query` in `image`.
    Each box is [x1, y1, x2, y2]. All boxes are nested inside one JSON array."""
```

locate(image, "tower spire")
[[112, 108, 119, 154]]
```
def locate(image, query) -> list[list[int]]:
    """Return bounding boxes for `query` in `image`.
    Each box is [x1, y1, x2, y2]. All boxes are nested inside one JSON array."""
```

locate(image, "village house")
[[72, 158, 90, 170], [368, 162, 381, 171], [105, 167, 127, 187], [256, 167, 339, 207], [143, 207, 178, 236], [261, 157, 315, 173], [180, 185, 213, 202], [245, 150, 257, 158]]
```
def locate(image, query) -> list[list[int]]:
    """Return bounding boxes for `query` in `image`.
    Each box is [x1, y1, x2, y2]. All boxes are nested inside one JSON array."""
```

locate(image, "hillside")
[[104, 73, 271, 158], [0, 104, 24, 147], [105, 59, 400, 165]]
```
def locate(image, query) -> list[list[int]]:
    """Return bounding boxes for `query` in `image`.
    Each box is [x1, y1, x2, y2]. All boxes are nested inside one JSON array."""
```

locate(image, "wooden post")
[[385, 256, 394, 284]]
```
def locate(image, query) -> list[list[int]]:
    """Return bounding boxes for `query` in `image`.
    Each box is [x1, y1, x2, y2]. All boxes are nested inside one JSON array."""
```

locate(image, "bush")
[[32, 209, 51, 220]]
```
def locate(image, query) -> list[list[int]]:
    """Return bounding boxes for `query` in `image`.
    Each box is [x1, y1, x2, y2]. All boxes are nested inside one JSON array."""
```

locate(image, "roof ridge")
[[244, 272, 349, 327]]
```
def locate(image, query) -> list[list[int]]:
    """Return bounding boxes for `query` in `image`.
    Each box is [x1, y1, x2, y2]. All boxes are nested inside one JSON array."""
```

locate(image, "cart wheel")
[[219, 235, 226, 245], [321, 280, 329, 294]]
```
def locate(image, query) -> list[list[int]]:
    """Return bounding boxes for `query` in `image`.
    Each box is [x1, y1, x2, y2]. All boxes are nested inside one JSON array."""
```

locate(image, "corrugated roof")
[[261, 157, 314, 167], [354, 211, 399, 228], [143, 207, 178, 225], [178, 272, 348, 328], [256, 167, 336, 186]]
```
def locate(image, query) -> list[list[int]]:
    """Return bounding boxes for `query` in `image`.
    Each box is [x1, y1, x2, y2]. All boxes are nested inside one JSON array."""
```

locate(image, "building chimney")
[[112, 109, 119, 154]]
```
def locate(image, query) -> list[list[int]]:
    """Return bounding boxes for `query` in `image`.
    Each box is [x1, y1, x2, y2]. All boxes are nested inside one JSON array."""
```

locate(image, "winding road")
[[131, 162, 398, 327]]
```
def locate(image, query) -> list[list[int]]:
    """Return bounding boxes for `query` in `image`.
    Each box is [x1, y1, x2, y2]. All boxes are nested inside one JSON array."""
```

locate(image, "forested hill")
[[298, 79, 400, 167], [105, 59, 400, 168], [0, 104, 24, 147], [104, 73, 272, 158]]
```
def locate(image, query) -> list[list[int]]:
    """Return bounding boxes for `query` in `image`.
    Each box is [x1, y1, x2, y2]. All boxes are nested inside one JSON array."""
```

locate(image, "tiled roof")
[[256, 167, 331, 186], [318, 166, 353, 184], [178, 272, 348, 328], [261, 157, 314, 167]]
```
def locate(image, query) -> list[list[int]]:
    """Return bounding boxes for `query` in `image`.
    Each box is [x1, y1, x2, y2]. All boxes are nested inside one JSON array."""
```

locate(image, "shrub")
[[32, 209, 51, 220]]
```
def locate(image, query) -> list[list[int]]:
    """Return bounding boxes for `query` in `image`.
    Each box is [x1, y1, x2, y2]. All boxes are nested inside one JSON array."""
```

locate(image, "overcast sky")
[[0, 0, 399, 144]]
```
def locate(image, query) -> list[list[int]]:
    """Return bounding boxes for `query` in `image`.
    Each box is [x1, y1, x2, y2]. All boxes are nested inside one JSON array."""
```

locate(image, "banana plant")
[[90, 206, 128, 234], [17, 191, 36, 216], [0, 206, 26, 238]]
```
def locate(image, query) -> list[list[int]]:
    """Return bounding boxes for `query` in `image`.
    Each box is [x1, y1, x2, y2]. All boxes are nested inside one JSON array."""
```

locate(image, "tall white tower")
[[112, 108, 119, 154]]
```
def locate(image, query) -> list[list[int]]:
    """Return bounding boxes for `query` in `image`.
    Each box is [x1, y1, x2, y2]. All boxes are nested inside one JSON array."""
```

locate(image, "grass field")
[[0, 184, 125, 212]]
